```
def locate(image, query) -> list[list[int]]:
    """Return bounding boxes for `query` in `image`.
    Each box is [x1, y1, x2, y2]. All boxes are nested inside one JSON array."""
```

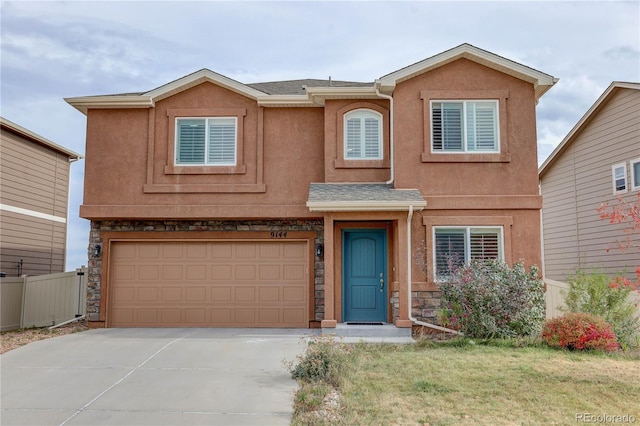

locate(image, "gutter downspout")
[[406, 205, 463, 335], [375, 87, 394, 185]]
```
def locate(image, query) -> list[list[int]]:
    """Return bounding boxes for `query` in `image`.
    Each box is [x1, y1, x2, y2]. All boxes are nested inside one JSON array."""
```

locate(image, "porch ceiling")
[[306, 183, 426, 212]]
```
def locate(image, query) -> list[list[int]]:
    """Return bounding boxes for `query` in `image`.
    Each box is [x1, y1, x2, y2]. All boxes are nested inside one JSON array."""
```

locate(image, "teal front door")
[[343, 229, 388, 323]]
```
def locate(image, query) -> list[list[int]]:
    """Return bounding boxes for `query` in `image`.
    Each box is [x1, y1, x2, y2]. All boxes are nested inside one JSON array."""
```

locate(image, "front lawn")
[[291, 338, 640, 425]]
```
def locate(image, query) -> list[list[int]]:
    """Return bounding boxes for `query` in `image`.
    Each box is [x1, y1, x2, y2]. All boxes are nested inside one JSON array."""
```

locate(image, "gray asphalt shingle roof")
[[247, 79, 373, 95], [308, 183, 424, 203]]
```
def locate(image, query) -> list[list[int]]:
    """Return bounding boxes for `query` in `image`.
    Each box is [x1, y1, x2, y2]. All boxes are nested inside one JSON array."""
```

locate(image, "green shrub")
[[563, 270, 640, 350], [541, 312, 619, 351], [437, 259, 545, 339], [286, 336, 350, 387]]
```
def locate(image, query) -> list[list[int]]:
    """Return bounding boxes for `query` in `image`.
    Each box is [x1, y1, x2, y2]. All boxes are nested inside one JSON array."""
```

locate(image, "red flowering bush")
[[541, 313, 619, 351]]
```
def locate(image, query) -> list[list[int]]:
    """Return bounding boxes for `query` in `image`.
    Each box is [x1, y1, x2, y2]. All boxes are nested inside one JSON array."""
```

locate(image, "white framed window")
[[612, 163, 628, 194], [175, 117, 237, 166], [344, 109, 382, 160], [431, 100, 499, 153], [631, 158, 640, 191], [433, 226, 503, 279]]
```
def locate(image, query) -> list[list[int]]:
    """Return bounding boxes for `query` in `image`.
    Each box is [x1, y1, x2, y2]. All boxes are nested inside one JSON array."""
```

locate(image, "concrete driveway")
[[1, 328, 316, 426]]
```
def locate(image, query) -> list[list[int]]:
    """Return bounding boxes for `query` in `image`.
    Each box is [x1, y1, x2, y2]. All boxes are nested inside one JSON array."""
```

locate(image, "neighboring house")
[[66, 43, 556, 329], [539, 82, 640, 282], [0, 117, 83, 276]]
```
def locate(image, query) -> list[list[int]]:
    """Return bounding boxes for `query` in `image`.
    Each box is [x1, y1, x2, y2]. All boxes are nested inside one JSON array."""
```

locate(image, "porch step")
[[321, 324, 414, 343]]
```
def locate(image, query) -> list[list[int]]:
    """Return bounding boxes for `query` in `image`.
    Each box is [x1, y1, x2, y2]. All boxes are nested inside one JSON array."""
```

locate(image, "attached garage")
[[107, 240, 310, 328]]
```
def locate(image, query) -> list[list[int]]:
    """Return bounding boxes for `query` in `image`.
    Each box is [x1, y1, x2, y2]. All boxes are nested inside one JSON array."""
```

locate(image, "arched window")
[[344, 109, 382, 160]]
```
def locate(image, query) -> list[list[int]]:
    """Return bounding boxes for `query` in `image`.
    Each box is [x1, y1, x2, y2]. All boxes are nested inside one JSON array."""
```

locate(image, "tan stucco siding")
[[541, 88, 640, 281], [393, 59, 541, 197], [81, 83, 326, 220], [0, 128, 70, 275]]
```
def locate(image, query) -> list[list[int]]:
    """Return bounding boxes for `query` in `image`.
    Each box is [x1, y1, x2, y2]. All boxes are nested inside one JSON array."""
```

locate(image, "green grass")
[[290, 338, 640, 425]]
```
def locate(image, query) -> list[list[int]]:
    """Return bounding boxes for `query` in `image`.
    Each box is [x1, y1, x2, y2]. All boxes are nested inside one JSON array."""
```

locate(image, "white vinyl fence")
[[0, 268, 87, 331], [545, 278, 640, 319]]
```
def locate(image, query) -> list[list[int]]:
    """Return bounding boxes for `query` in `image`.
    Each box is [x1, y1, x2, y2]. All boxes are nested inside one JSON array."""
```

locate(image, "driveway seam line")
[[57, 334, 190, 426]]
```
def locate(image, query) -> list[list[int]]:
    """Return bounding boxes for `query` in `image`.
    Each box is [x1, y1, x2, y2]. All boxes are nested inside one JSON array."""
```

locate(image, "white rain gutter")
[[49, 315, 85, 330], [406, 205, 463, 335], [375, 87, 394, 185]]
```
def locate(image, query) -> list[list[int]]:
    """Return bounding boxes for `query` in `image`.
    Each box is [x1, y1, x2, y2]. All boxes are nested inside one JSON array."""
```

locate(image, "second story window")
[[176, 117, 237, 166], [344, 109, 382, 160], [612, 163, 627, 194], [431, 100, 498, 153]]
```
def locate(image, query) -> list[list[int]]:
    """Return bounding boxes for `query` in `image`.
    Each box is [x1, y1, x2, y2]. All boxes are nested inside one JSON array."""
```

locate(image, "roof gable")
[[539, 81, 640, 177], [0, 117, 83, 160], [66, 44, 557, 114], [377, 43, 557, 100]]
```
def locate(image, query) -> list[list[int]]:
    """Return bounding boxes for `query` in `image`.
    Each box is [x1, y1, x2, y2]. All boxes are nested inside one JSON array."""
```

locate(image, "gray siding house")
[[539, 82, 640, 281], [0, 117, 82, 276]]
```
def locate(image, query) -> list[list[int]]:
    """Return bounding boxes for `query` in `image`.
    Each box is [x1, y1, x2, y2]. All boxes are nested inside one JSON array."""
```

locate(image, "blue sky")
[[1, 1, 639, 270]]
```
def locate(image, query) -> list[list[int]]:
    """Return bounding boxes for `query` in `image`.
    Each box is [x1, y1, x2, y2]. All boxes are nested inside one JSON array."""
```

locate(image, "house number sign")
[[270, 231, 288, 238]]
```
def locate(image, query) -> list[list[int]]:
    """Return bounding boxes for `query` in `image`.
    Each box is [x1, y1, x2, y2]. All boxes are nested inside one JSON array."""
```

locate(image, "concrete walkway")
[[1, 328, 315, 426]]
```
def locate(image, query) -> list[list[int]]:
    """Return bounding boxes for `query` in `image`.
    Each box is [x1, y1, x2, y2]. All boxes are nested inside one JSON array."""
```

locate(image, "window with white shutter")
[[632, 159, 640, 191], [344, 109, 382, 160], [176, 117, 237, 166], [432, 100, 498, 153], [434, 227, 503, 278], [612, 163, 627, 194]]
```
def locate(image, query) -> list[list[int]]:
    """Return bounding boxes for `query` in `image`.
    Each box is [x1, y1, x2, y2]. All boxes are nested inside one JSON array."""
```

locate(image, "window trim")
[[164, 108, 246, 175], [631, 158, 640, 192], [420, 90, 510, 163], [432, 226, 504, 280], [430, 100, 500, 154], [174, 116, 237, 166], [343, 109, 383, 160], [334, 102, 390, 169], [612, 163, 628, 194]]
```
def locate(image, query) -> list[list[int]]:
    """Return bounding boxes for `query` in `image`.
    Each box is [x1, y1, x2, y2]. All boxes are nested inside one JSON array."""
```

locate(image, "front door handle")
[[379, 278, 384, 292]]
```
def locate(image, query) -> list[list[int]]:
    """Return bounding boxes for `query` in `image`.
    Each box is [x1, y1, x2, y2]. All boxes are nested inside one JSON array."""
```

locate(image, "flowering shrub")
[[437, 259, 545, 338], [541, 313, 619, 351], [563, 270, 640, 350]]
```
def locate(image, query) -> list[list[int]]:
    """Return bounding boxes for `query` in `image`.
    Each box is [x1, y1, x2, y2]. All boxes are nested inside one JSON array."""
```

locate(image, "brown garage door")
[[108, 240, 309, 327]]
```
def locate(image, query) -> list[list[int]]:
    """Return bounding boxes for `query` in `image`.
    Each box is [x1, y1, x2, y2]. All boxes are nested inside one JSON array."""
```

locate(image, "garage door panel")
[[139, 244, 160, 258], [186, 265, 206, 280], [283, 264, 305, 280], [109, 241, 309, 327], [162, 287, 182, 301]]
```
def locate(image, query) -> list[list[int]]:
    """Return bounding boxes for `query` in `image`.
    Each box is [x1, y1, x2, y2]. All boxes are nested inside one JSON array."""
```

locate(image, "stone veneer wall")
[[87, 220, 324, 324], [411, 290, 443, 324]]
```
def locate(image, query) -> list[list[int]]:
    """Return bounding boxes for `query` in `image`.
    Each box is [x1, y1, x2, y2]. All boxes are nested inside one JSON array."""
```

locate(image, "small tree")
[[563, 270, 640, 350], [597, 193, 640, 283]]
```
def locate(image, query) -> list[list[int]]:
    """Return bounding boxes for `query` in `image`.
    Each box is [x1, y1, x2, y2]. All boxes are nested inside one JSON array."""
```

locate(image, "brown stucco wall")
[[81, 83, 326, 220]]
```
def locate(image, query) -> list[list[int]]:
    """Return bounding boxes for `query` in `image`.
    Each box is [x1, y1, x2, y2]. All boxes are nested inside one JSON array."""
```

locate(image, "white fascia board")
[[539, 82, 640, 177], [378, 44, 556, 100], [145, 69, 266, 102], [65, 95, 154, 115], [304, 86, 377, 97], [0, 117, 83, 159], [257, 95, 319, 107], [306, 200, 427, 212]]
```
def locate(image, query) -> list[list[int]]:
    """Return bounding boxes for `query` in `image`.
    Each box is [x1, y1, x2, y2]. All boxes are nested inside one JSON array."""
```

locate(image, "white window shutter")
[[177, 119, 206, 164], [469, 231, 499, 261], [346, 117, 361, 158], [208, 118, 236, 165]]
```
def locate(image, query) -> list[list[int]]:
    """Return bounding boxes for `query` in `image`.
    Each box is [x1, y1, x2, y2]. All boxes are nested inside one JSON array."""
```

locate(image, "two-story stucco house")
[[66, 44, 556, 330], [540, 82, 640, 282], [0, 117, 82, 277]]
